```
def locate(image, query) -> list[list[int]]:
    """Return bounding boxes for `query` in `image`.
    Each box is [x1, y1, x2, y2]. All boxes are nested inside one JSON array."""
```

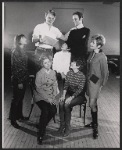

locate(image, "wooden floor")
[[3, 69, 120, 148]]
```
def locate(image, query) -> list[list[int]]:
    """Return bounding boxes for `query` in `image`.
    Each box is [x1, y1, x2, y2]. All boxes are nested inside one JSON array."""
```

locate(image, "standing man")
[[66, 11, 90, 75], [32, 9, 65, 73]]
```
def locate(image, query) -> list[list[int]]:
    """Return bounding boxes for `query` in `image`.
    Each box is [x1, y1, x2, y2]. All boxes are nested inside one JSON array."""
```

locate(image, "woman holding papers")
[[33, 56, 58, 144], [32, 10, 65, 73]]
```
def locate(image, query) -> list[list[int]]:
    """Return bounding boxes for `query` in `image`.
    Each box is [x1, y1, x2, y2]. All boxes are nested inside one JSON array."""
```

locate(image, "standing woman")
[[86, 34, 109, 139], [33, 56, 58, 144], [9, 34, 29, 129]]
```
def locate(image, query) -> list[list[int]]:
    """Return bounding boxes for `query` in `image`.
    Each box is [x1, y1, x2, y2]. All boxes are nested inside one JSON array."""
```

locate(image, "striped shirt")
[[64, 69, 86, 97]]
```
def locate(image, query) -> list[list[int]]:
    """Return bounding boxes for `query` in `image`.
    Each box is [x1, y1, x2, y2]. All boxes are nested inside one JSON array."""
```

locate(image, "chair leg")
[[79, 105, 82, 118], [83, 103, 86, 126]]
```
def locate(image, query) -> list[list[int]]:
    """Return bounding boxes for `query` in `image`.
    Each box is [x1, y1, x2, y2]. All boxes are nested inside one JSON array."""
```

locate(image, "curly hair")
[[91, 34, 106, 48], [39, 56, 52, 67]]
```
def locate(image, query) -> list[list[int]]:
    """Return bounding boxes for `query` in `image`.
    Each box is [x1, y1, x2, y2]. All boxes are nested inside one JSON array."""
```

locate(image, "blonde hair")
[[39, 56, 51, 67], [91, 34, 106, 48]]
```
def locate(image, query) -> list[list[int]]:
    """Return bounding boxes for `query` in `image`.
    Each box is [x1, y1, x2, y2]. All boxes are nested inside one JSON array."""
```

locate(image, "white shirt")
[[52, 51, 71, 75], [32, 22, 62, 49]]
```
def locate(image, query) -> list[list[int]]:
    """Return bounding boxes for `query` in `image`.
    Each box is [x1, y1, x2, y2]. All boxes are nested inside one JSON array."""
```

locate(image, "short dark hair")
[[73, 11, 83, 19], [71, 58, 84, 71], [47, 9, 56, 17]]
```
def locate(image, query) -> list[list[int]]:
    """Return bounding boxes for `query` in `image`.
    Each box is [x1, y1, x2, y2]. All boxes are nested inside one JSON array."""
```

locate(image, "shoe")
[[19, 116, 29, 121], [57, 126, 65, 135], [37, 137, 43, 145], [93, 128, 98, 139], [63, 128, 70, 137], [11, 121, 20, 129], [85, 122, 93, 128]]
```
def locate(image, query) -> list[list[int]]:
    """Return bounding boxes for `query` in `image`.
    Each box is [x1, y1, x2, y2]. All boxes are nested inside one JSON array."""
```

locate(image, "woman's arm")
[[72, 74, 86, 98], [100, 56, 109, 86]]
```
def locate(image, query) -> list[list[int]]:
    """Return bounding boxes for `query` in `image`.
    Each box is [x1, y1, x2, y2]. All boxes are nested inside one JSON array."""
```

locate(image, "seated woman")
[[58, 58, 86, 137], [33, 56, 58, 144]]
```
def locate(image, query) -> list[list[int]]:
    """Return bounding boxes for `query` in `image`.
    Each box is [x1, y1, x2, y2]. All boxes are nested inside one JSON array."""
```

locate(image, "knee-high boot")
[[58, 105, 65, 134], [85, 110, 93, 128], [63, 107, 71, 137], [92, 111, 98, 139]]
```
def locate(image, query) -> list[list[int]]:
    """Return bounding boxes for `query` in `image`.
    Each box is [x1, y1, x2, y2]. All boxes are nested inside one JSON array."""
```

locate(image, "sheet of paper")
[[43, 35, 58, 46]]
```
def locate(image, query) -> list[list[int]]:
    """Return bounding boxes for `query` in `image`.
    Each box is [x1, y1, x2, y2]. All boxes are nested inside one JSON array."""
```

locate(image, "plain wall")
[[4, 2, 120, 55]]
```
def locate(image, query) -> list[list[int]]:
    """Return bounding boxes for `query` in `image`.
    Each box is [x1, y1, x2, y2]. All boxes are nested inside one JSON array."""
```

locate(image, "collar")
[[76, 23, 84, 29], [44, 22, 53, 28]]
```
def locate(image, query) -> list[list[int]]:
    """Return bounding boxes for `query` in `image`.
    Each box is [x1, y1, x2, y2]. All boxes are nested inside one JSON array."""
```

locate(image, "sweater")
[[64, 69, 86, 97], [66, 27, 90, 58]]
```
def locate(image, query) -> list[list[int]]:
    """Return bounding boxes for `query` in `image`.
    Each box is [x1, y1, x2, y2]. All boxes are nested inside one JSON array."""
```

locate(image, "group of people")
[[9, 9, 109, 145]]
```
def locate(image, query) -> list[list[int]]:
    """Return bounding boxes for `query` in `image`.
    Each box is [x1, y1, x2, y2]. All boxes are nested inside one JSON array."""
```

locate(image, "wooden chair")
[[79, 97, 87, 126]]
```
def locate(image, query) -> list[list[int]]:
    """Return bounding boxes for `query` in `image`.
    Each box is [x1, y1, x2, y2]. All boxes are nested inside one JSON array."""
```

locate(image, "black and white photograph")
[[2, 0, 120, 148]]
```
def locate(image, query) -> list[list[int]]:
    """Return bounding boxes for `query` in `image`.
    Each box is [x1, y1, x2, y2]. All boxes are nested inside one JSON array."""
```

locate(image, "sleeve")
[[52, 53, 59, 72], [100, 56, 109, 86], [35, 71, 51, 101], [52, 71, 58, 97], [56, 28, 63, 39], [66, 31, 72, 48], [63, 71, 70, 91], [85, 29, 90, 45], [11, 51, 28, 84], [32, 24, 41, 41], [72, 74, 86, 98], [35, 72, 42, 88], [84, 28, 90, 55]]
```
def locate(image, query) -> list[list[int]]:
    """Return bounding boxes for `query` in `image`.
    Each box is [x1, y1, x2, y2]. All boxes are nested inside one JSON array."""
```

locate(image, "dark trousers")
[[9, 79, 26, 121], [36, 100, 57, 138], [59, 92, 86, 129]]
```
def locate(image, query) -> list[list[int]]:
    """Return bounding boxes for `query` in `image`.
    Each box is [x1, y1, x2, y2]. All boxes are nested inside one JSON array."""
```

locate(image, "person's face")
[[45, 13, 56, 25], [61, 43, 69, 51], [43, 58, 51, 70], [90, 39, 99, 50], [70, 61, 79, 70], [72, 15, 82, 26], [19, 37, 27, 49]]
